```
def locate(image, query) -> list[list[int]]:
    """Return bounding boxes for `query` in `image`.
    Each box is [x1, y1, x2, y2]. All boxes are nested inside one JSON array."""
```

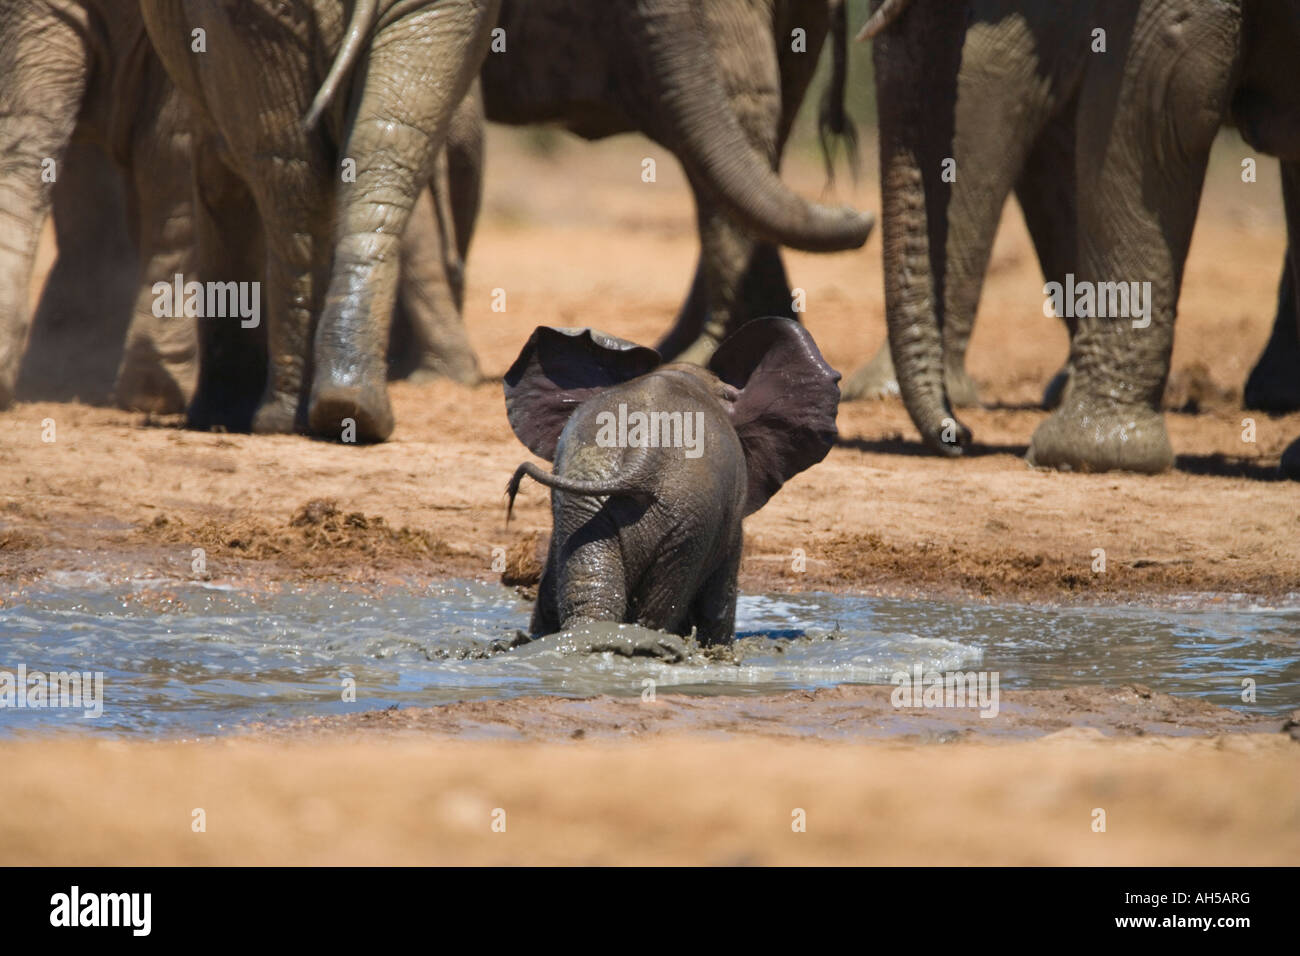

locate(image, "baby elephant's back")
[[563, 372, 744, 498], [556, 370, 747, 570]]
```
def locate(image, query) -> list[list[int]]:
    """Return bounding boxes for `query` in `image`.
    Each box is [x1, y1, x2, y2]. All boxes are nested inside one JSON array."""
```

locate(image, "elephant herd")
[[2, 0, 1299, 480], [853, 0, 1300, 477]]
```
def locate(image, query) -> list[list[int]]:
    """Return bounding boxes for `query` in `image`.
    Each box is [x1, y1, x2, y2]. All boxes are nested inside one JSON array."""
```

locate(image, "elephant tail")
[[818, 0, 860, 185], [303, 0, 380, 130], [855, 0, 916, 42], [506, 462, 653, 523]]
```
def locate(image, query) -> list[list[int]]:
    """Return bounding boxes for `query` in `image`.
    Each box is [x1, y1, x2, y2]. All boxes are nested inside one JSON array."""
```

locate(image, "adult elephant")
[[139, 0, 500, 442], [476, 0, 873, 365], [0, 1, 197, 413], [860, 0, 1299, 473]]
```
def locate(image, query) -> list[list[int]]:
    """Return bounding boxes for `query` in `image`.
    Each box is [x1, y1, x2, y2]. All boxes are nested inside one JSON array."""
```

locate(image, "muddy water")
[[1, 575, 1297, 735]]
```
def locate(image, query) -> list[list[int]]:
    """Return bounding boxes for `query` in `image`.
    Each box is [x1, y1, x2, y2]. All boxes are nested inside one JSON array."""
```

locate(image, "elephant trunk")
[[875, 17, 968, 455], [632, 0, 873, 253]]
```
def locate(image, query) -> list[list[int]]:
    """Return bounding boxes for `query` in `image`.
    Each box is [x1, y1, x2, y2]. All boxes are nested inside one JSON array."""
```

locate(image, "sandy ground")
[[2, 691, 1297, 864], [2, 130, 1298, 865], [2, 131, 1297, 605]]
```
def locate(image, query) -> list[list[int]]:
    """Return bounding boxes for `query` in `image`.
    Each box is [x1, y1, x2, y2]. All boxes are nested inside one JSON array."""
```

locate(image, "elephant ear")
[[707, 318, 841, 515], [504, 327, 662, 461]]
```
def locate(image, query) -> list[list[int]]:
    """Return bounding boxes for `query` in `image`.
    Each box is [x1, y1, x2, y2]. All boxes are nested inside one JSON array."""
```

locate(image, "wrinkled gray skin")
[[845, 149, 1299, 419], [841, 0, 1082, 408], [842, 96, 1080, 410], [863, 0, 1300, 473], [478, 0, 871, 365], [139, 0, 499, 441], [503, 319, 840, 645], [388, 83, 484, 386], [0, 1, 197, 413], [0, 2, 480, 413]]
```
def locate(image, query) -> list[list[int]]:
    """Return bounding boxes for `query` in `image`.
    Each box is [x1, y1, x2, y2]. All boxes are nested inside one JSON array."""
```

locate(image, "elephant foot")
[[1281, 436, 1300, 480], [943, 364, 980, 409], [1041, 364, 1073, 410], [187, 385, 259, 433], [115, 366, 190, 415], [1026, 398, 1173, 474], [308, 384, 394, 443], [115, 338, 197, 414], [404, 367, 445, 386], [840, 346, 899, 401], [1244, 350, 1300, 412], [250, 393, 302, 436], [405, 353, 482, 387]]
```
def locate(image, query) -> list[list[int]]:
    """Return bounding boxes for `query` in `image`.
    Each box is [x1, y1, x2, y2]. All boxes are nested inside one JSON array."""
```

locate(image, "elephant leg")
[[848, 16, 1053, 409], [248, 162, 331, 436], [395, 78, 484, 385], [555, 530, 628, 629], [391, 79, 483, 384], [688, 552, 741, 647], [529, 558, 561, 636], [839, 342, 901, 402], [1027, 1, 1239, 473], [391, 170, 481, 385], [657, 185, 795, 366], [156, 3, 329, 435], [0, 9, 87, 408], [1275, 162, 1300, 479], [654, 260, 710, 361], [626, 519, 736, 638], [310, 1, 499, 441], [115, 65, 197, 414], [653, 0, 791, 365], [16, 142, 137, 404], [1245, 159, 1300, 412], [1282, 435, 1300, 480], [186, 147, 267, 433], [1243, 253, 1300, 412], [1014, 107, 1080, 411], [445, 76, 485, 274]]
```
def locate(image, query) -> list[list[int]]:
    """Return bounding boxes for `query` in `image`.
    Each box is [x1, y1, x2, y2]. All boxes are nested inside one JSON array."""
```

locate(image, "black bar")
[[1, 867, 1284, 940]]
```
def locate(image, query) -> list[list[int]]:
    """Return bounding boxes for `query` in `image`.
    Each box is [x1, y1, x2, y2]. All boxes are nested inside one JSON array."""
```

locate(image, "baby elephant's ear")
[[707, 318, 841, 515], [504, 327, 661, 460]]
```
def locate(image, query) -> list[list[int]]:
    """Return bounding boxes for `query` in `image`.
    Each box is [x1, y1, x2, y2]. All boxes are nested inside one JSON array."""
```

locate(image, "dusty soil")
[[2, 131, 1298, 866], [2, 131, 1297, 605], [2, 692, 1297, 864]]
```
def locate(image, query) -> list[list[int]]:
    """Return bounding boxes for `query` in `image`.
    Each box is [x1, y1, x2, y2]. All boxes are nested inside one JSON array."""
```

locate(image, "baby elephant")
[[504, 318, 840, 645]]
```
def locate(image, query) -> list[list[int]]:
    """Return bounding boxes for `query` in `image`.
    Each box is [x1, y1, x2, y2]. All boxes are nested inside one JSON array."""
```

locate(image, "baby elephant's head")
[[503, 317, 842, 514]]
